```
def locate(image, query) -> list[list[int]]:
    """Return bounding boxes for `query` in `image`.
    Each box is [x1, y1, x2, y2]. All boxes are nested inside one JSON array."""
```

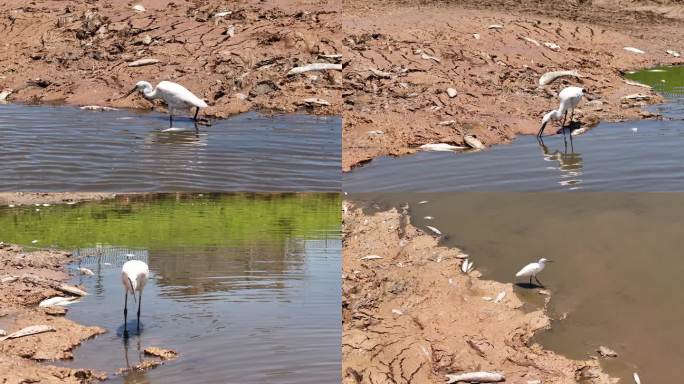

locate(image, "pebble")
[[132, 4, 145, 12], [597, 345, 618, 358], [446, 88, 458, 98]]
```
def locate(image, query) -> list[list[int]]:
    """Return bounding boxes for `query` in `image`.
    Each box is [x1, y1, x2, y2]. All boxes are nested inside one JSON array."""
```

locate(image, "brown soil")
[[0, 243, 107, 383], [0, 192, 117, 206], [341, 0, 684, 170], [342, 203, 614, 383], [0, 0, 342, 118]]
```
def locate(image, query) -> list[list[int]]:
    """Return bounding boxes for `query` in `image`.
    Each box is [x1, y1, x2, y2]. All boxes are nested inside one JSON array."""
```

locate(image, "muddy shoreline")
[[0, 1, 342, 118], [342, 201, 614, 383], [341, 0, 684, 170]]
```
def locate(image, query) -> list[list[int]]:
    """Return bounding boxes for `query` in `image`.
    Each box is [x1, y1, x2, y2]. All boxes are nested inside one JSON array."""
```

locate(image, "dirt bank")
[[0, 193, 117, 207], [342, 202, 614, 383], [0, 0, 342, 117], [341, 0, 684, 170], [0, 244, 106, 383]]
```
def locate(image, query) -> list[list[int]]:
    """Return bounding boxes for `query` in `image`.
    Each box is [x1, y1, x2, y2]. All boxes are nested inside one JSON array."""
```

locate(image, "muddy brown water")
[[0, 105, 341, 191], [350, 192, 684, 383], [0, 194, 341, 383]]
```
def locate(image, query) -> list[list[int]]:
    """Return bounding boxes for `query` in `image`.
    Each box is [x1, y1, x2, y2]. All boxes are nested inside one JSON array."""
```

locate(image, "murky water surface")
[[351, 192, 684, 383], [0, 105, 341, 191], [345, 67, 684, 192], [0, 194, 341, 383]]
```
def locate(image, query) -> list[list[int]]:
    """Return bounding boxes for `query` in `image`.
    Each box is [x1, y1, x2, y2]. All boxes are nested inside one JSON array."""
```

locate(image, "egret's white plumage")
[[121, 259, 149, 333], [538, 86, 584, 138], [128, 80, 208, 128], [515, 258, 551, 287]]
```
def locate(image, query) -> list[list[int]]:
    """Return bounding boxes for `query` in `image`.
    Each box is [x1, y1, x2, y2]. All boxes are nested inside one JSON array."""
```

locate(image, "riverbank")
[[0, 1, 342, 118], [341, 0, 684, 170], [0, 244, 107, 383], [0, 193, 117, 206], [342, 202, 613, 383]]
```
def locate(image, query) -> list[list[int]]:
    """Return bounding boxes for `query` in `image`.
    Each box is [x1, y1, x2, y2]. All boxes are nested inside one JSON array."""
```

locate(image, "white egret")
[[515, 258, 553, 287], [121, 259, 149, 333], [537, 86, 584, 140], [124, 81, 208, 128]]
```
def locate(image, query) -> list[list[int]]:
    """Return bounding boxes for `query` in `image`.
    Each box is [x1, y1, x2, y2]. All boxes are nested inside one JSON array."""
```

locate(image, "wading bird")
[[515, 258, 553, 287], [537, 86, 584, 141], [124, 81, 208, 128], [122, 259, 149, 334]]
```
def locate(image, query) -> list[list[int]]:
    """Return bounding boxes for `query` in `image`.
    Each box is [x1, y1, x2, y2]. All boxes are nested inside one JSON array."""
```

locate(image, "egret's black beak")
[[546, 260, 554, 262], [120, 87, 136, 99], [537, 121, 548, 137]]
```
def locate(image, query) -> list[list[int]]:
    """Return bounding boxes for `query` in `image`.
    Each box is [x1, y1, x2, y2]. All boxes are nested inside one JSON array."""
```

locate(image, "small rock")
[[446, 88, 457, 98], [142, 35, 152, 45], [225, 25, 235, 38], [0, 89, 12, 102], [249, 80, 278, 97], [132, 4, 145, 12], [473, 33, 480, 40], [144, 347, 179, 360], [621, 93, 651, 102], [0, 330, 5, 336], [640, 110, 659, 118], [597, 345, 618, 358], [43, 306, 67, 316]]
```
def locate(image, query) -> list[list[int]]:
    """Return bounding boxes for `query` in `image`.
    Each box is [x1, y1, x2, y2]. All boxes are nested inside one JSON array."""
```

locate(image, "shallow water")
[[0, 194, 341, 383], [351, 192, 684, 383], [0, 105, 341, 191], [345, 67, 684, 192]]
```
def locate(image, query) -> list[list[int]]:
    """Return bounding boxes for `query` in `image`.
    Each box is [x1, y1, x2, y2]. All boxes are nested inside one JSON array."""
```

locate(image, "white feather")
[[122, 260, 149, 294]]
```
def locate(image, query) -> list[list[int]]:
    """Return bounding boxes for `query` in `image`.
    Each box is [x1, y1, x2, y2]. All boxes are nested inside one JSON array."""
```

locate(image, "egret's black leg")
[[535, 276, 544, 287], [529, 276, 533, 285], [193, 107, 199, 121], [137, 291, 142, 331], [169, 114, 173, 128], [568, 109, 575, 147], [123, 291, 128, 336], [561, 111, 568, 145]]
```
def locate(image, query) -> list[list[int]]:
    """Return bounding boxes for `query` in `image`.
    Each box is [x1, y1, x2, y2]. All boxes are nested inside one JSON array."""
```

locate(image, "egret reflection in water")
[[537, 138, 583, 190]]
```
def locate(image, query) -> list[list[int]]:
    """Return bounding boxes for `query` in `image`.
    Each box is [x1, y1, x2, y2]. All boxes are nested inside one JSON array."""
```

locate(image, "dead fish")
[[544, 42, 560, 51], [571, 126, 590, 136], [597, 345, 618, 358], [624, 47, 645, 54], [621, 93, 651, 101], [633, 372, 641, 384], [418, 200, 428, 204], [520, 36, 540, 46], [424, 216, 433, 220], [0, 89, 12, 102], [57, 284, 88, 296], [420, 52, 441, 63], [39, 296, 78, 307], [446, 371, 504, 383], [0, 325, 56, 341], [464, 135, 485, 150], [461, 259, 474, 274], [494, 291, 506, 303], [132, 4, 145, 12], [369, 68, 392, 79], [391, 309, 404, 315], [488, 24, 504, 30], [539, 70, 581, 86], [77, 267, 94, 276], [438, 120, 456, 126], [426, 226, 442, 235], [301, 98, 330, 107], [666, 49, 681, 57], [360, 255, 383, 261], [624, 79, 651, 89], [128, 58, 160, 67], [80, 105, 119, 111], [287, 63, 342, 76], [1, 276, 18, 284], [420, 143, 466, 152], [214, 11, 232, 17]]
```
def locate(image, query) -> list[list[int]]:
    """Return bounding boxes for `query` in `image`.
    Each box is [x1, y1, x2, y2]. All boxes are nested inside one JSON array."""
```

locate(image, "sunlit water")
[[0, 194, 341, 383], [345, 66, 684, 192], [351, 192, 684, 383], [0, 105, 341, 191]]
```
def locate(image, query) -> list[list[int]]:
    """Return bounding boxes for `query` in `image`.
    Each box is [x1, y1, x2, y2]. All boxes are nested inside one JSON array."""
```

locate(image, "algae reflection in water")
[[0, 193, 341, 249]]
